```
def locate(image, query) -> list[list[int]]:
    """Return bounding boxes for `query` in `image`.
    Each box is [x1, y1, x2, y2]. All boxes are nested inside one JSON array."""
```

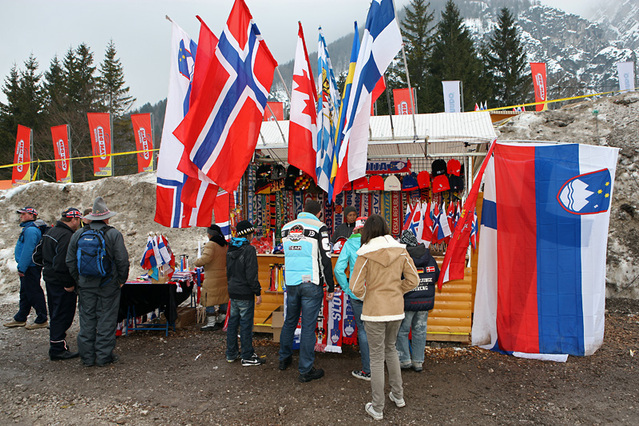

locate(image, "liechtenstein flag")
[[472, 142, 619, 358]]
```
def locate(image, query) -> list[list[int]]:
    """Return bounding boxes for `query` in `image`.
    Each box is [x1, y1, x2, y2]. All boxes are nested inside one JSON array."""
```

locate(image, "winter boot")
[[201, 315, 219, 331]]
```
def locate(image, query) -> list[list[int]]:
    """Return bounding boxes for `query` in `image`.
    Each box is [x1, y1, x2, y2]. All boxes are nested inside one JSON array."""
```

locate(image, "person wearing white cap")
[[66, 197, 130, 367], [4, 207, 48, 329]]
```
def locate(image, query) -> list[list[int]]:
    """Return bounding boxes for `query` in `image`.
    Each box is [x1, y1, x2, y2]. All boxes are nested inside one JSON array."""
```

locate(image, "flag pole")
[[150, 112, 155, 171], [275, 67, 292, 100], [265, 102, 287, 145], [68, 124, 74, 183]]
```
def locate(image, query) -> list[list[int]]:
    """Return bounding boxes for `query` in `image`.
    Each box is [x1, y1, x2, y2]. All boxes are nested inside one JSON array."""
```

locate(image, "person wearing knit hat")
[[194, 224, 229, 331], [4, 206, 48, 329], [331, 205, 358, 244], [334, 215, 371, 381], [226, 220, 264, 366], [397, 230, 439, 373]]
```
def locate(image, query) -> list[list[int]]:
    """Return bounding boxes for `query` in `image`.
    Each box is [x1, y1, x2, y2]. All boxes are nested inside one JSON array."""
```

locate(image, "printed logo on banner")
[[16, 140, 24, 173], [535, 73, 546, 100], [95, 127, 107, 160], [366, 160, 411, 174], [372, 193, 381, 215], [343, 296, 356, 339], [138, 129, 150, 160], [56, 139, 67, 171]]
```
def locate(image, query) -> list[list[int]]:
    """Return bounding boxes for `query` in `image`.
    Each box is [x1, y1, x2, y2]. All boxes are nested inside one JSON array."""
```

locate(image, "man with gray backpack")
[[66, 197, 129, 367]]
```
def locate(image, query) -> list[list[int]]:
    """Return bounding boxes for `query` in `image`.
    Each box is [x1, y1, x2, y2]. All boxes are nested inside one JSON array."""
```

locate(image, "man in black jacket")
[[33, 208, 83, 360], [226, 220, 264, 367]]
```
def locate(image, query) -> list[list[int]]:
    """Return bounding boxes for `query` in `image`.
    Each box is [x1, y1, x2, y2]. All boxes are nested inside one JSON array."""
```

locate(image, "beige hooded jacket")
[[350, 235, 419, 322]]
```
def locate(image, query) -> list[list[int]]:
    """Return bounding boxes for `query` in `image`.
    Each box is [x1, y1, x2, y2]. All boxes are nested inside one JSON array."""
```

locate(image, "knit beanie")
[[344, 206, 357, 217], [400, 230, 419, 247], [236, 220, 255, 237]]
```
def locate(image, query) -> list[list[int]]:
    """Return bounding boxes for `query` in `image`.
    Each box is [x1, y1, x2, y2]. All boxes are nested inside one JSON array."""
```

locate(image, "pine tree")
[[485, 7, 530, 107], [424, 0, 486, 112], [97, 40, 134, 117], [43, 55, 67, 115], [0, 66, 21, 177], [399, 0, 435, 114], [17, 54, 45, 129]]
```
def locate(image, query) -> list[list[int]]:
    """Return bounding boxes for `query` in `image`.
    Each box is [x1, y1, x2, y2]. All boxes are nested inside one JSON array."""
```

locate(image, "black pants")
[[46, 282, 77, 354], [14, 266, 47, 324]]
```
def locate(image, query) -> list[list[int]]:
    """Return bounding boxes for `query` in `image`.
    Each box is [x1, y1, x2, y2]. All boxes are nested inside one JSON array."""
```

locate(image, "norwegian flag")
[[433, 202, 452, 243], [419, 201, 433, 246], [173, 0, 278, 193], [447, 201, 456, 234], [470, 207, 478, 250], [288, 22, 317, 180], [407, 202, 421, 235], [402, 202, 415, 231], [213, 189, 235, 239]]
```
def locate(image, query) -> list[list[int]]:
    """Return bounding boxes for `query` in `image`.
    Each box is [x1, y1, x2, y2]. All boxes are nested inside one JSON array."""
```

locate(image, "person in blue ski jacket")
[[334, 216, 370, 381], [4, 207, 48, 329]]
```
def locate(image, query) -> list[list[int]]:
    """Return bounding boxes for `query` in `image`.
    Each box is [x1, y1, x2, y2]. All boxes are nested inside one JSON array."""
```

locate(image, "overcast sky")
[[0, 0, 605, 108]]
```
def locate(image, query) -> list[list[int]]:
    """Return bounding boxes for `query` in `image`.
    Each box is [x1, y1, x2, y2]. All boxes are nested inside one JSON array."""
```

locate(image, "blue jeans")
[[350, 299, 370, 374], [278, 282, 323, 374], [396, 310, 429, 365], [226, 299, 255, 360]]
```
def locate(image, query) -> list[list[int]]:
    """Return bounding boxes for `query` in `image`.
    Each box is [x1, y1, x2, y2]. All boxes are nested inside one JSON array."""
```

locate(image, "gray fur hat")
[[84, 197, 117, 221]]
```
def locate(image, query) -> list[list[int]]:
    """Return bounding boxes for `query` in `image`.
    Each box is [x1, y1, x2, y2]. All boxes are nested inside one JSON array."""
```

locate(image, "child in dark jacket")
[[396, 230, 440, 372], [226, 220, 264, 366]]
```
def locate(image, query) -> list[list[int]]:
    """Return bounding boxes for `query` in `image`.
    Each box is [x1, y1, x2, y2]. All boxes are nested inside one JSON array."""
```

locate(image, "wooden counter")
[[254, 253, 472, 343]]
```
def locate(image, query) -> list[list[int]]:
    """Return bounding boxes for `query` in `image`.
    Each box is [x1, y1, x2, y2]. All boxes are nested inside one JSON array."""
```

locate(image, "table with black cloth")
[[118, 281, 193, 333]]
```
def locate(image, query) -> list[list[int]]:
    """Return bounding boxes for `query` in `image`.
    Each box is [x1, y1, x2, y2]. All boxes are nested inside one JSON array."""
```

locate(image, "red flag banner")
[[530, 62, 548, 112], [438, 140, 496, 288], [393, 88, 416, 115], [131, 113, 154, 173], [12, 125, 32, 186], [263, 101, 284, 121], [51, 125, 71, 183], [87, 112, 112, 176]]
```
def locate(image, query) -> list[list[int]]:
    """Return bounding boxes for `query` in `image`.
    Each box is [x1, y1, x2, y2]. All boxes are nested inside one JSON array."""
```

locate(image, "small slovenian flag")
[[472, 142, 619, 358]]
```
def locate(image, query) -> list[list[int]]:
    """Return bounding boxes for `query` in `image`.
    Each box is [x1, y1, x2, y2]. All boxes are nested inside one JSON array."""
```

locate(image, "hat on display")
[[236, 220, 255, 237], [17, 207, 38, 216], [449, 175, 464, 192], [400, 230, 419, 247], [354, 216, 367, 231], [402, 173, 418, 191], [368, 175, 384, 191], [284, 165, 300, 190], [431, 159, 447, 177], [84, 197, 117, 220], [384, 175, 401, 191], [353, 176, 369, 191], [447, 159, 461, 176], [417, 170, 431, 189], [432, 175, 450, 193], [61, 207, 82, 219]]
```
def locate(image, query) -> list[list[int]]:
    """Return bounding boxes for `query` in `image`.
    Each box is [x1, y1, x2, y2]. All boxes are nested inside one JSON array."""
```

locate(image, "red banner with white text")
[[530, 62, 548, 112], [131, 113, 154, 173], [12, 125, 32, 186], [51, 125, 72, 183], [87, 112, 112, 176], [393, 88, 416, 115]]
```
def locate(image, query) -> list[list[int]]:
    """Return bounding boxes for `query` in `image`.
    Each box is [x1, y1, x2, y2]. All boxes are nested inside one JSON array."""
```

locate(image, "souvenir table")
[[118, 271, 196, 336]]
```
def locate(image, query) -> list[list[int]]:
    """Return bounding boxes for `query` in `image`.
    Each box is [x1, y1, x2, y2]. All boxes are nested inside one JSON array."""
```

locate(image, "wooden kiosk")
[[249, 111, 495, 343]]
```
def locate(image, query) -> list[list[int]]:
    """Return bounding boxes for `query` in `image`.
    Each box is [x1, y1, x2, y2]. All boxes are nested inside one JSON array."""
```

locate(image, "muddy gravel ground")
[[0, 298, 637, 425]]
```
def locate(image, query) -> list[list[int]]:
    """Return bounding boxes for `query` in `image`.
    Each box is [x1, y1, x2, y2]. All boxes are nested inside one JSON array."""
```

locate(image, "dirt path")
[[0, 299, 637, 425]]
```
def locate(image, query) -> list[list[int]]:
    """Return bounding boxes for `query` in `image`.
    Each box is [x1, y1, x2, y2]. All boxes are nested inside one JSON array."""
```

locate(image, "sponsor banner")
[[325, 290, 344, 353], [87, 112, 112, 176], [442, 80, 461, 113], [366, 159, 411, 174], [263, 101, 284, 121], [530, 62, 548, 111], [391, 191, 401, 237], [393, 88, 416, 115], [51, 125, 71, 183], [342, 295, 357, 345], [371, 192, 381, 215], [616, 61, 635, 92], [12, 125, 32, 186], [131, 113, 154, 173], [382, 192, 392, 229]]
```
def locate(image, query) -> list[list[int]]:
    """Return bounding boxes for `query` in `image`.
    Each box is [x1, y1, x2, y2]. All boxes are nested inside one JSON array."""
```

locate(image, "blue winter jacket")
[[281, 212, 334, 292], [15, 221, 42, 273], [333, 233, 361, 301]]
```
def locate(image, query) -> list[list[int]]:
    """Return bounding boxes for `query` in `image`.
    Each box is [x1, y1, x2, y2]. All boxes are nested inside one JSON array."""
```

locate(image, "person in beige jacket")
[[194, 225, 230, 331], [350, 215, 419, 421]]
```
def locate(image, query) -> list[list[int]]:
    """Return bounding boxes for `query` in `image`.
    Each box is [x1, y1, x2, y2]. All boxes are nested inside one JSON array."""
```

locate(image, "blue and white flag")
[[472, 142, 619, 358], [330, 0, 402, 200], [316, 28, 340, 193]]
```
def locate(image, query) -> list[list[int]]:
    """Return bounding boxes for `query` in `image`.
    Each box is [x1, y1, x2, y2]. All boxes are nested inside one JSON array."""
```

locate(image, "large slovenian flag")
[[472, 142, 619, 358], [173, 0, 278, 193], [288, 22, 318, 180], [316, 28, 340, 193], [330, 0, 402, 200], [155, 20, 218, 228]]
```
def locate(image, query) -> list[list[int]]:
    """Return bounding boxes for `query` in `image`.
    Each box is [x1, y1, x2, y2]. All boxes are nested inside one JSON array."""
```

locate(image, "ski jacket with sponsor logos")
[[281, 212, 334, 292], [404, 243, 439, 311], [350, 235, 419, 322]]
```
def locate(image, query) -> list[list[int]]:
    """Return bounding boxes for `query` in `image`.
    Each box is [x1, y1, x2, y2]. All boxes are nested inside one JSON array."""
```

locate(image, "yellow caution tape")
[[0, 148, 159, 170]]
